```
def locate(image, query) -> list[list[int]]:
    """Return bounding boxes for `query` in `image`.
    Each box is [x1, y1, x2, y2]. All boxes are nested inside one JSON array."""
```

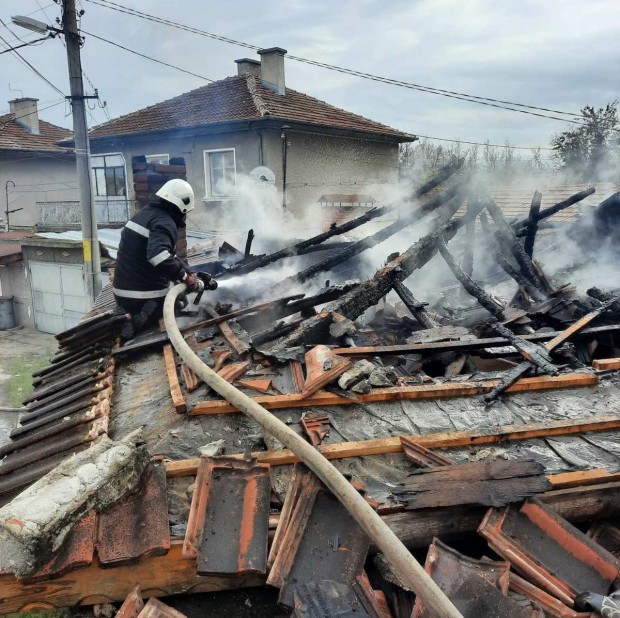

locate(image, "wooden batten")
[[190, 372, 599, 416]]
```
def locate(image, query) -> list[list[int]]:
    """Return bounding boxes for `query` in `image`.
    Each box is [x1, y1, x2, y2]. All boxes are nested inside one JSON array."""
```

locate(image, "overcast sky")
[[1, 0, 618, 159]]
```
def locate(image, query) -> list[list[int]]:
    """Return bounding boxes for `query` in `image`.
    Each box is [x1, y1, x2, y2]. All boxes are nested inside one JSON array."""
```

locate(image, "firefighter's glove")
[[183, 272, 204, 294]]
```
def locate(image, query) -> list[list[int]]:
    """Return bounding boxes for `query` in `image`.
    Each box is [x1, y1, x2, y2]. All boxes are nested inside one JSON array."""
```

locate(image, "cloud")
[[0, 0, 617, 153]]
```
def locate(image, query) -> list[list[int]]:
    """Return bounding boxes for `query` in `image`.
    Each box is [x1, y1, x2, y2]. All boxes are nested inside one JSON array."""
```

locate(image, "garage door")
[[30, 262, 89, 334]]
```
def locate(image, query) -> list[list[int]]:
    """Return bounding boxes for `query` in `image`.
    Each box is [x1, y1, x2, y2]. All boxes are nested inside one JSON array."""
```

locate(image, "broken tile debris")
[[3, 168, 620, 618]]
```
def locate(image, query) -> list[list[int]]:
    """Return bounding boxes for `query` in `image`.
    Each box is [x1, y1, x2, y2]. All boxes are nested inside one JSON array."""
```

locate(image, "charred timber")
[[438, 237, 505, 319], [492, 323, 559, 375], [257, 187, 465, 301], [218, 160, 463, 280], [483, 297, 617, 403], [523, 190, 542, 257], [484, 198, 553, 295], [587, 287, 620, 314], [393, 282, 436, 329], [268, 203, 484, 352], [479, 213, 546, 303], [514, 187, 596, 235]]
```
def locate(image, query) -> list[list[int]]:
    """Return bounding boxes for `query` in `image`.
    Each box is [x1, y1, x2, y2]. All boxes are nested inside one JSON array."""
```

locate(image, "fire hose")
[[164, 283, 463, 618]]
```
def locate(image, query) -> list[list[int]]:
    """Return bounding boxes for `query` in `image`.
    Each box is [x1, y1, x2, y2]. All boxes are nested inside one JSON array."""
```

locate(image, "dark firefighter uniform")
[[113, 202, 189, 336]]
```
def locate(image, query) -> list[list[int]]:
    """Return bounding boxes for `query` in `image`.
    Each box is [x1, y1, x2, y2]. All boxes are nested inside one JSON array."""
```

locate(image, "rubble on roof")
[[5, 162, 620, 616]]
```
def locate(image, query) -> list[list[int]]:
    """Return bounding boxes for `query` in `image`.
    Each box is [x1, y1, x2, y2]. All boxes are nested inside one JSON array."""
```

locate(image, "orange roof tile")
[[89, 75, 413, 141], [0, 114, 72, 153]]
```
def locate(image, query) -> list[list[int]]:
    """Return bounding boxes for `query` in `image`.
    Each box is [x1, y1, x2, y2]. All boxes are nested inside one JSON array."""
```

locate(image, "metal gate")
[[29, 261, 89, 334]]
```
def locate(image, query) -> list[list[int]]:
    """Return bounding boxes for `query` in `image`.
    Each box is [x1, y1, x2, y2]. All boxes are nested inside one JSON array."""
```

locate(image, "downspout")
[[257, 131, 264, 166], [281, 125, 289, 210]]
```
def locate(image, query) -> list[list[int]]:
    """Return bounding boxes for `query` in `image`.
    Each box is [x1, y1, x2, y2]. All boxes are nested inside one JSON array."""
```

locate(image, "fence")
[[37, 199, 131, 227]]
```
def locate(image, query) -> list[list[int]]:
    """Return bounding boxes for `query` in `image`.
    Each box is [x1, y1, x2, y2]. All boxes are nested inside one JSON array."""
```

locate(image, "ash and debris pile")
[[3, 159, 620, 617]]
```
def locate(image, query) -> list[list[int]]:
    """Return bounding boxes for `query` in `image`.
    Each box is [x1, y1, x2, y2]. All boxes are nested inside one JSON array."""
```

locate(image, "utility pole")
[[62, 0, 100, 301]]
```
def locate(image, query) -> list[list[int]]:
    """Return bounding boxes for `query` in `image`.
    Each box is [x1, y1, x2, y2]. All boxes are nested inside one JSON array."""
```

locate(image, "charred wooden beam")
[[219, 161, 463, 280], [483, 297, 617, 403], [219, 206, 393, 279], [251, 317, 306, 346], [255, 186, 465, 302], [587, 287, 620, 314], [462, 204, 476, 275], [267, 202, 484, 353], [438, 237, 505, 319], [244, 229, 255, 258], [484, 198, 553, 295], [479, 212, 546, 303], [393, 282, 436, 329], [523, 190, 542, 257], [331, 323, 620, 356], [492, 323, 559, 375], [514, 187, 596, 235]]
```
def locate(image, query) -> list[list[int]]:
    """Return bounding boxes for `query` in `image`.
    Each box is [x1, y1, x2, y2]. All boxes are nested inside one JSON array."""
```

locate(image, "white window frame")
[[204, 148, 237, 200], [146, 153, 170, 165], [91, 152, 127, 198]]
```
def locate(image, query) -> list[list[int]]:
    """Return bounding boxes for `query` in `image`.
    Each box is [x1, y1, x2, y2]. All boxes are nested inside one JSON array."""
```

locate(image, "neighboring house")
[[86, 48, 416, 232], [0, 97, 131, 231], [491, 179, 620, 223], [0, 98, 76, 230]]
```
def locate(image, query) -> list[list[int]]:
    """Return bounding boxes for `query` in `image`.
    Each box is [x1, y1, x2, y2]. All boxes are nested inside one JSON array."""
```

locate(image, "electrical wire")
[[83, 0, 584, 124], [0, 99, 67, 131], [0, 20, 65, 97], [81, 30, 215, 82], [79, 31, 561, 153]]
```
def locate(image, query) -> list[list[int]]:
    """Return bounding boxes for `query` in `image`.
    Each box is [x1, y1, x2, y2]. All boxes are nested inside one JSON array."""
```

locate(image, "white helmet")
[[156, 179, 195, 213]]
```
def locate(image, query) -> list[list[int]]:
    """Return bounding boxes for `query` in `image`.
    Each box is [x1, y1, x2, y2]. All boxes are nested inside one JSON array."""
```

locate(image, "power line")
[[0, 99, 67, 131], [83, 0, 584, 124], [81, 30, 215, 83], [0, 20, 65, 97], [412, 134, 555, 151], [81, 32, 559, 153]]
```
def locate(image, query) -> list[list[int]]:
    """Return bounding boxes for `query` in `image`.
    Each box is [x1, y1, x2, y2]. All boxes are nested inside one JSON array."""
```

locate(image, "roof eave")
[[256, 117, 417, 143], [86, 117, 416, 146]]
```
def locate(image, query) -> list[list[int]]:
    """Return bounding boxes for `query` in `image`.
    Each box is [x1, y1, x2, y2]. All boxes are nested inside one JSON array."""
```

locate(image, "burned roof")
[[88, 75, 414, 141], [3, 162, 620, 615], [0, 114, 72, 154]]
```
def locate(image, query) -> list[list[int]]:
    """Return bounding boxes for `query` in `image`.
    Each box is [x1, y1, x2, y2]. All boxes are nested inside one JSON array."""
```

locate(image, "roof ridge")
[[245, 74, 271, 117]]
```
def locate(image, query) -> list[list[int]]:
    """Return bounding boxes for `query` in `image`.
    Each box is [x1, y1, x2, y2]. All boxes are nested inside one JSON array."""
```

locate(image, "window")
[[146, 153, 169, 165], [204, 149, 236, 198], [91, 154, 126, 197]]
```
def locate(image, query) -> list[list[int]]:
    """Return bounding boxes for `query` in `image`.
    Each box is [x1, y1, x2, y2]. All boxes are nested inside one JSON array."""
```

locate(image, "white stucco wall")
[[0, 153, 78, 229]]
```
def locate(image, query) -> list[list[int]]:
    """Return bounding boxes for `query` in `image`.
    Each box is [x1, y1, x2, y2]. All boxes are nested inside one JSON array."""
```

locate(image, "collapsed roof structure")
[[1, 158, 620, 617]]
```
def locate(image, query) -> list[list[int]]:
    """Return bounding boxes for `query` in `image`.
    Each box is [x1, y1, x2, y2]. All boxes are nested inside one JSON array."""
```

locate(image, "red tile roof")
[[89, 75, 413, 141], [0, 114, 72, 153]]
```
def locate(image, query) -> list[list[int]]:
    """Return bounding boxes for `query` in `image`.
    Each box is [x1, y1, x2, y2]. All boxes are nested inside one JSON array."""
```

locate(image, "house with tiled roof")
[[86, 48, 416, 231], [0, 98, 76, 230]]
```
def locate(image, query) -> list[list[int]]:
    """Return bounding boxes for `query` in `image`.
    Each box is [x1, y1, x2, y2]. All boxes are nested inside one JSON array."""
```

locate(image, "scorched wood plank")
[[0, 541, 264, 614], [190, 372, 598, 415], [164, 414, 620, 476]]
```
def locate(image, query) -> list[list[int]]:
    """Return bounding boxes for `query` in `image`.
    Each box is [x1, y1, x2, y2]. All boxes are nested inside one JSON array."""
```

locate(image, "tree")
[[551, 102, 619, 181]]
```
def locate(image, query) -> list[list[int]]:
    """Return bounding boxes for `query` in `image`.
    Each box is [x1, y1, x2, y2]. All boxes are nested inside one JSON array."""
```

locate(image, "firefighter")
[[113, 178, 212, 341]]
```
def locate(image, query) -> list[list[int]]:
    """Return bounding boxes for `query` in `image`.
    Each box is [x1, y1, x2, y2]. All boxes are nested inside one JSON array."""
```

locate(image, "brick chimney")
[[235, 58, 261, 77], [9, 98, 40, 135], [257, 47, 287, 95]]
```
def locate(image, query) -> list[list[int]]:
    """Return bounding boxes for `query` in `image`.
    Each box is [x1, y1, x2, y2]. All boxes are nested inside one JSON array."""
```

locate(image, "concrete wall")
[[0, 260, 33, 328], [279, 132, 400, 224], [0, 153, 78, 229]]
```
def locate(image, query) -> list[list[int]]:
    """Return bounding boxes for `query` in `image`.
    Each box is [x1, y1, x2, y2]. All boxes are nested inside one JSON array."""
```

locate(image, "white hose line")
[[164, 285, 462, 618]]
